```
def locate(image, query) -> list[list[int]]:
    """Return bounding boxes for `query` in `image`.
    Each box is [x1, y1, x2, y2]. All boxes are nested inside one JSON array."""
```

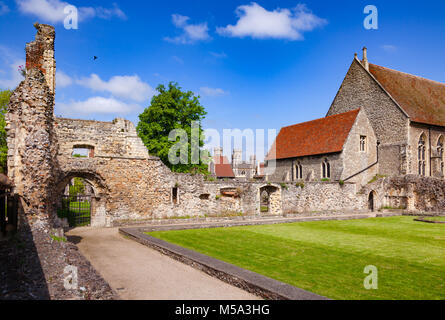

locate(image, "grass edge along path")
[[148, 217, 445, 300]]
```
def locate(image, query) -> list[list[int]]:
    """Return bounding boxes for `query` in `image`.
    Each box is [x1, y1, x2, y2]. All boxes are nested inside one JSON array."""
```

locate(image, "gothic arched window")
[[438, 136, 444, 175], [294, 161, 303, 180], [418, 134, 426, 176], [322, 158, 331, 179]]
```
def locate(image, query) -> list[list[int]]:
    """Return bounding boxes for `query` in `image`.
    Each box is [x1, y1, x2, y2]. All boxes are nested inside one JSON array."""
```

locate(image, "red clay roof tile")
[[266, 109, 360, 160], [213, 156, 235, 178], [369, 63, 445, 127]]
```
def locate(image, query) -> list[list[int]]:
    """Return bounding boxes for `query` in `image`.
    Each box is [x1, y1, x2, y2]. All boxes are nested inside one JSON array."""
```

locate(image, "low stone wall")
[[282, 182, 367, 214], [364, 175, 445, 213], [56, 151, 370, 227]]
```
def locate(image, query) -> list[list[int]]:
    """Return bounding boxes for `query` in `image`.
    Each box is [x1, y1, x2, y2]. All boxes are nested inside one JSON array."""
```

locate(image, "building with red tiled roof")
[[266, 109, 360, 160], [209, 155, 235, 179], [209, 148, 236, 179], [327, 48, 445, 180], [209, 148, 260, 180], [266, 108, 378, 185]]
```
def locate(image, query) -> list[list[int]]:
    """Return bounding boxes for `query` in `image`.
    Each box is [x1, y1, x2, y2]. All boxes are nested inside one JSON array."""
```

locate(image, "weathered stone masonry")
[[7, 24, 444, 231], [6, 42, 59, 228]]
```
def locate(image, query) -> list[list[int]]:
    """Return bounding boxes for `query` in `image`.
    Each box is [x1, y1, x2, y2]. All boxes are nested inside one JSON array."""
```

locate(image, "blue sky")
[[1, 0, 445, 160]]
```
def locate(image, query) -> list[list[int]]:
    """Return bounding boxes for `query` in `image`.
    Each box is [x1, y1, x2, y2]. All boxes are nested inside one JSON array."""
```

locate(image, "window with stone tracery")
[[294, 161, 303, 180], [418, 134, 426, 176], [438, 136, 444, 175], [322, 158, 331, 179]]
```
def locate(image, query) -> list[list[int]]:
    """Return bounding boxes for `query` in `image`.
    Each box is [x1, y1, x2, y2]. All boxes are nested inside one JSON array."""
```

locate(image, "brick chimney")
[[26, 23, 56, 94], [362, 47, 369, 71]]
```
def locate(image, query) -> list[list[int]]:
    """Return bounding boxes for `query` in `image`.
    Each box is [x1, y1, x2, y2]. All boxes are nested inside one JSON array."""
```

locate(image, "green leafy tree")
[[0, 89, 11, 173], [69, 178, 86, 197], [137, 82, 209, 174]]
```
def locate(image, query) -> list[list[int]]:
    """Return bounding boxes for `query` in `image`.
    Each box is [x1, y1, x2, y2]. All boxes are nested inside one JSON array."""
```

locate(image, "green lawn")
[[148, 217, 445, 300]]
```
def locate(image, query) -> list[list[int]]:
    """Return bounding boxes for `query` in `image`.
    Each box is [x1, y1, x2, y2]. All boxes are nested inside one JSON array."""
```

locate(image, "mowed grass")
[[148, 217, 445, 300]]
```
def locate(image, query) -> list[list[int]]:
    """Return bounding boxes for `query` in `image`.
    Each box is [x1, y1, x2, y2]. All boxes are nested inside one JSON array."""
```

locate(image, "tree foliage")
[[137, 82, 209, 174], [0, 89, 11, 173], [69, 178, 86, 197]]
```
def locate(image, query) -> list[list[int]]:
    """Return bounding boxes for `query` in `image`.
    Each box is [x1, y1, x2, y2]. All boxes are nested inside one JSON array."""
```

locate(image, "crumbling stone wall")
[[25, 23, 56, 94], [55, 118, 149, 159], [6, 23, 382, 230], [6, 24, 59, 229], [364, 175, 445, 212]]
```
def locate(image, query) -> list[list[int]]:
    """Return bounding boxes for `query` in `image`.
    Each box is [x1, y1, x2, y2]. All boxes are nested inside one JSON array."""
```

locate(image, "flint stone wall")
[[363, 175, 445, 213], [15, 23, 445, 230], [55, 118, 368, 226], [6, 68, 59, 228], [281, 182, 366, 214], [327, 58, 410, 177]]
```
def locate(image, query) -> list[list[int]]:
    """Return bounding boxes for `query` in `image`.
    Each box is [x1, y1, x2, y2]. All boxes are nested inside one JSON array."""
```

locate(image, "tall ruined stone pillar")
[[6, 23, 59, 229], [26, 23, 56, 94]]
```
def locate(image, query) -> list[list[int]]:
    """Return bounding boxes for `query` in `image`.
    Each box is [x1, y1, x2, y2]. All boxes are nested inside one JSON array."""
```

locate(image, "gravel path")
[[67, 227, 259, 300], [1, 226, 117, 300]]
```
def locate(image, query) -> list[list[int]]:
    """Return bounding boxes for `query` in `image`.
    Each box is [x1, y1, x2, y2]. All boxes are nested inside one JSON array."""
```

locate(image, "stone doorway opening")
[[59, 178, 94, 227], [259, 185, 282, 215]]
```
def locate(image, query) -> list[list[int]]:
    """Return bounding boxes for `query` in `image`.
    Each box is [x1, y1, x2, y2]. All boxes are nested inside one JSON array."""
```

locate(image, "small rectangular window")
[[360, 136, 367, 152], [172, 187, 179, 205], [72, 145, 95, 158]]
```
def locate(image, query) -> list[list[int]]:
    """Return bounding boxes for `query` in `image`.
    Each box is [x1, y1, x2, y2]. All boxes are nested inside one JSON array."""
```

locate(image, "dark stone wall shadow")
[[0, 214, 50, 300]]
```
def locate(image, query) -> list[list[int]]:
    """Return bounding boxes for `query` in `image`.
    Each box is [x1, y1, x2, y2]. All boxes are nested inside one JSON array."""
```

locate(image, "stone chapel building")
[[266, 48, 445, 186]]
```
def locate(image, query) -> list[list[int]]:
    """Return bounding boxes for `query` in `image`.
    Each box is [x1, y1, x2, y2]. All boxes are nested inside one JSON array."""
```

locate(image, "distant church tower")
[[232, 149, 242, 166]]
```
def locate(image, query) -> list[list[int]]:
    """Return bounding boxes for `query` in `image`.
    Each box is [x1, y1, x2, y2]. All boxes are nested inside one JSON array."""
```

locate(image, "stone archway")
[[258, 185, 282, 215], [55, 171, 109, 228]]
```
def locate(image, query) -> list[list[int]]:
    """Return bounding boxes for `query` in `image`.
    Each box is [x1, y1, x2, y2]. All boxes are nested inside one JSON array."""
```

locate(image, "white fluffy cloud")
[[0, 60, 25, 89], [16, 0, 126, 24], [200, 87, 227, 97], [0, 1, 10, 15], [56, 70, 72, 88], [76, 74, 154, 102], [217, 2, 327, 40], [165, 14, 211, 44], [57, 96, 140, 116]]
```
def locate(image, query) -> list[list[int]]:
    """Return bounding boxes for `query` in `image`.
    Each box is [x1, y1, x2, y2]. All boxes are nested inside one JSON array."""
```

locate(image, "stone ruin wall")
[[364, 175, 445, 213], [55, 117, 149, 159], [54, 115, 367, 226], [4, 23, 374, 229], [6, 24, 59, 229], [25, 23, 56, 95], [282, 182, 367, 214], [16, 23, 445, 230]]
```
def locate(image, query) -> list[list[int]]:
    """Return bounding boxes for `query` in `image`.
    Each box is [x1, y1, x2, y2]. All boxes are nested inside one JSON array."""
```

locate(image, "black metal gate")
[[58, 178, 92, 227], [59, 195, 91, 227]]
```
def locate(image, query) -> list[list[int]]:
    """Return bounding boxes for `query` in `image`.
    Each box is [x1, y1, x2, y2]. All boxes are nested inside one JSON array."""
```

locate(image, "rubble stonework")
[[25, 23, 56, 94], [364, 175, 445, 213], [6, 24, 445, 232], [6, 66, 59, 228]]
